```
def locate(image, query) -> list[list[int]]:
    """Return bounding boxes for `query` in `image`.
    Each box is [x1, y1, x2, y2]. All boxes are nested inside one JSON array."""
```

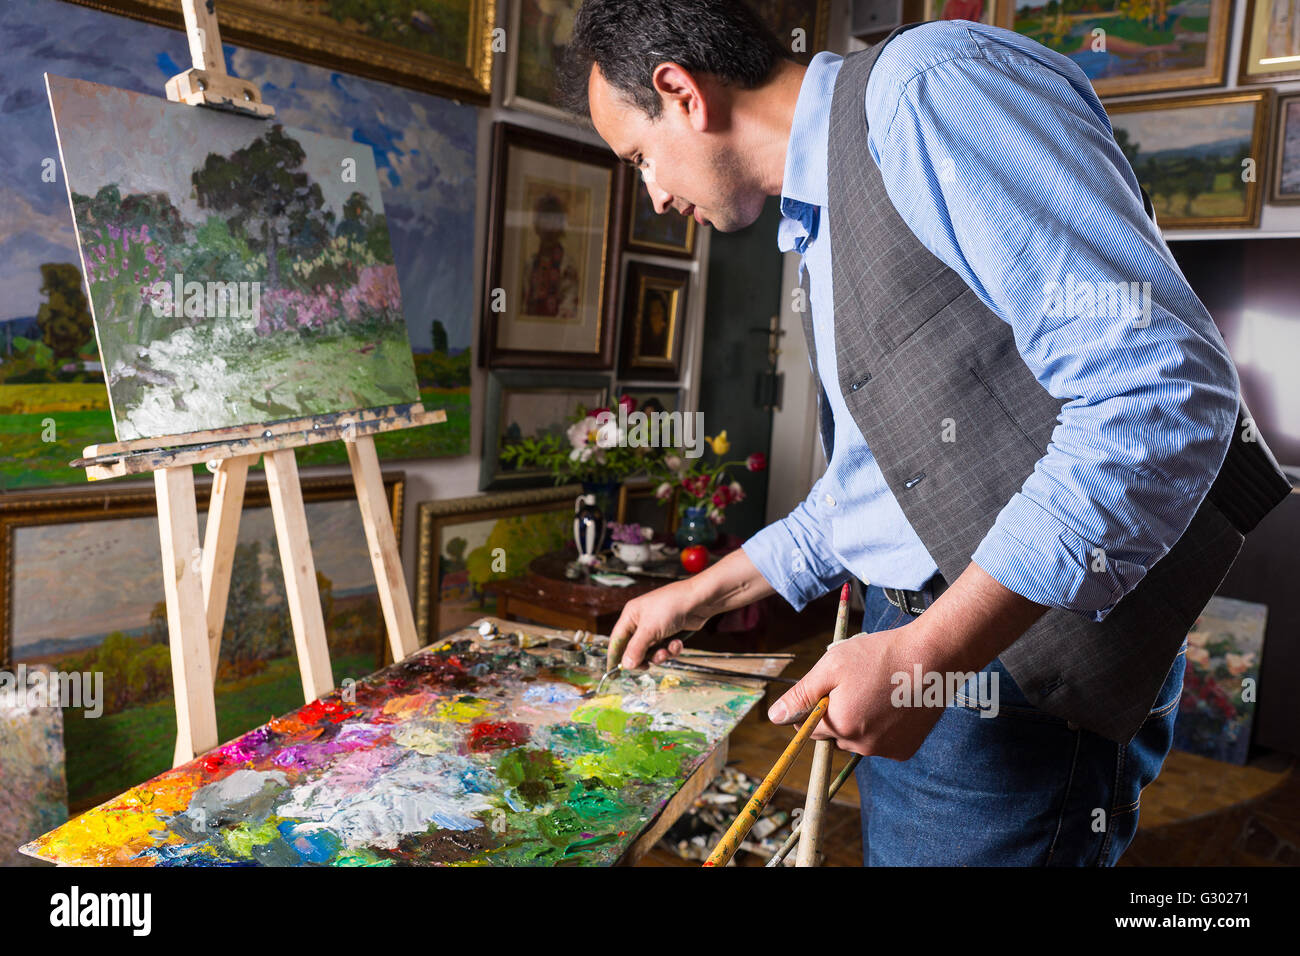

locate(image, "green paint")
[[221, 818, 282, 858], [568, 729, 706, 787], [495, 748, 567, 807]]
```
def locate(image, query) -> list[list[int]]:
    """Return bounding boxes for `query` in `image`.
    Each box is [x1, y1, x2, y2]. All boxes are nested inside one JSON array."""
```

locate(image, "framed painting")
[[624, 166, 699, 259], [1239, 0, 1300, 85], [1, 1, 478, 488], [902, 0, 996, 26], [503, 0, 583, 123], [1173, 595, 1268, 765], [1272, 93, 1300, 205], [617, 478, 680, 540], [58, 0, 496, 103], [415, 485, 580, 643], [749, 0, 832, 63], [1106, 90, 1273, 230], [480, 370, 609, 491], [998, 0, 1232, 97], [618, 263, 689, 381], [481, 124, 624, 369], [616, 385, 682, 414], [1, 473, 402, 810]]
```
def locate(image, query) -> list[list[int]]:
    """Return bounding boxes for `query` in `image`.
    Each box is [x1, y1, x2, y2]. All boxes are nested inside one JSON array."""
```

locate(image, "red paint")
[[298, 698, 360, 725], [467, 720, 530, 752]]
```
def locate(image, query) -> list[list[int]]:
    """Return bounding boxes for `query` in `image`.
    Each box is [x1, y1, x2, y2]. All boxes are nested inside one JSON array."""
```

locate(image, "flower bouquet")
[[648, 430, 767, 545]]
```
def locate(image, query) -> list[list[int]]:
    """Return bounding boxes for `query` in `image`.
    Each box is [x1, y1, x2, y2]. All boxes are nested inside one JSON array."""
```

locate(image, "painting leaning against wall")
[[1, 474, 401, 811], [0, 0, 477, 488]]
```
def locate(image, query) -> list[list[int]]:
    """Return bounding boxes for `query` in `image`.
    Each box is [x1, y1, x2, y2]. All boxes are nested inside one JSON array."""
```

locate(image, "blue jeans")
[[853, 580, 1184, 866]]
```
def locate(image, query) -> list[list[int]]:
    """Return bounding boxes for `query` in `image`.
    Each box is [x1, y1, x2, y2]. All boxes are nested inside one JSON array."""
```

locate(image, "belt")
[[882, 586, 928, 617]]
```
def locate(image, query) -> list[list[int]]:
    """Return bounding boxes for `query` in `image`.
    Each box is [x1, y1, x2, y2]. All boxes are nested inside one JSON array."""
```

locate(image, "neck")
[[731, 58, 808, 197]]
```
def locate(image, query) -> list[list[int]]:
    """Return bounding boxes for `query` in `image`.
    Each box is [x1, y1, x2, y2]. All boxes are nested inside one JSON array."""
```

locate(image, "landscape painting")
[[0, 0, 477, 489], [60, 0, 496, 102], [2, 476, 399, 810], [1174, 595, 1268, 765], [48, 74, 420, 442], [0, 703, 67, 866], [1000, 0, 1232, 96], [1274, 94, 1300, 204], [416, 487, 578, 642], [505, 0, 581, 121], [1107, 91, 1272, 229], [22, 631, 765, 866]]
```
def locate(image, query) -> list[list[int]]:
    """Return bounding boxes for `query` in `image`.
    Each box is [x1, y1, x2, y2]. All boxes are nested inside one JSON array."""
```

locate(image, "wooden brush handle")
[[703, 695, 830, 867]]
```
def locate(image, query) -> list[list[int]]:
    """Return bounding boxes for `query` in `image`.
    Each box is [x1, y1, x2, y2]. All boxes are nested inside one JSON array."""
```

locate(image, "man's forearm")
[[684, 547, 778, 618], [912, 560, 1049, 681]]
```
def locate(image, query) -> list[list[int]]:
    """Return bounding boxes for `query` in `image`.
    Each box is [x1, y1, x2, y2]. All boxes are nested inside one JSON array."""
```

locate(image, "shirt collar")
[[779, 51, 843, 254]]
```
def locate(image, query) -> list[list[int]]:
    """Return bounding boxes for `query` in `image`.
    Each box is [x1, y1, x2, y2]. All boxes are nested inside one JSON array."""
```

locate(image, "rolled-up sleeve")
[[866, 25, 1240, 619], [742, 472, 854, 612]]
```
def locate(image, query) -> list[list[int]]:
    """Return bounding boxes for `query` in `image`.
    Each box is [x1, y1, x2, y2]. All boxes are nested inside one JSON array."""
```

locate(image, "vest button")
[[849, 374, 871, 391], [903, 473, 925, 489]]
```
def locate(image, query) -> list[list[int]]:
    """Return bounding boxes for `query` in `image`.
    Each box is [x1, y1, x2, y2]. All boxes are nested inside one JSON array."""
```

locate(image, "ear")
[[651, 63, 709, 132]]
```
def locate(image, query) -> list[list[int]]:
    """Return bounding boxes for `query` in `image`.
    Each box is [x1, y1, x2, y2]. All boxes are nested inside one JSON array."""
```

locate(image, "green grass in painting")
[[63, 650, 379, 810], [325, 0, 471, 64]]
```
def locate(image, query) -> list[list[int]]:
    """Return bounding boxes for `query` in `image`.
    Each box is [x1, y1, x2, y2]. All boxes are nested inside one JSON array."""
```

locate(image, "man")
[[557, 1, 1290, 864]]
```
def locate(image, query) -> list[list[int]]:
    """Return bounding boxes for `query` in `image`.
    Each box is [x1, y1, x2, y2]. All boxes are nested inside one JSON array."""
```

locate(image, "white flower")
[[567, 417, 599, 450], [595, 420, 625, 449], [664, 454, 683, 473], [654, 481, 672, 500]]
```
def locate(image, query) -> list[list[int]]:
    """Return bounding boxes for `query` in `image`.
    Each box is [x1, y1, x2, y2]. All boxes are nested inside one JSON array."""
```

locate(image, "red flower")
[[617, 394, 637, 415], [712, 487, 731, 508], [590, 406, 610, 420], [747, 452, 767, 472]]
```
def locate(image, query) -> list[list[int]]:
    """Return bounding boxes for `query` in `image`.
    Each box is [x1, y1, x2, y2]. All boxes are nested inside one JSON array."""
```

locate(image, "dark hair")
[[558, 0, 788, 120]]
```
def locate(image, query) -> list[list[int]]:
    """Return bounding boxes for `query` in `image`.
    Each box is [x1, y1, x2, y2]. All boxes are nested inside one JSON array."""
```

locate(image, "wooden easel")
[[71, 0, 443, 767]]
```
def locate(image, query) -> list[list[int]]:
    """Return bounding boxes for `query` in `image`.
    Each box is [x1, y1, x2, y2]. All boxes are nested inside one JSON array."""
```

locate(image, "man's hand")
[[609, 580, 714, 668], [767, 622, 944, 759], [608, 548, 778, 668], [768, 561, 1048, 759]]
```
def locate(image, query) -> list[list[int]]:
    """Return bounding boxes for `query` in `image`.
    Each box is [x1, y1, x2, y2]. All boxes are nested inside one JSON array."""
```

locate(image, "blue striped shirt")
[[741, 21, 1239, 621]]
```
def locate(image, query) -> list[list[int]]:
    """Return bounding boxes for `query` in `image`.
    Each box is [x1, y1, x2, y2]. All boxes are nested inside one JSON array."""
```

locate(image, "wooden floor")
[[638, 592, 1300, 867]]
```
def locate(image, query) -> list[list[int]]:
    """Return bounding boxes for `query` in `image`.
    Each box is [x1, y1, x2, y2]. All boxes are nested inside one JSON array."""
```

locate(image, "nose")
[[645, 179, 674, 215]]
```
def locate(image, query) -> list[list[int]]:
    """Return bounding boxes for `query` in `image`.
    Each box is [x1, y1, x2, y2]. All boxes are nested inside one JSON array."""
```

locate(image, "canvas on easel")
[[45, 74, 420, 442], [41, 0, 440, 770]]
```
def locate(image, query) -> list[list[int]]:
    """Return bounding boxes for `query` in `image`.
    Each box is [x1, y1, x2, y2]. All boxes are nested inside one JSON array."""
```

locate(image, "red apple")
[[680, 545, 708, 574]]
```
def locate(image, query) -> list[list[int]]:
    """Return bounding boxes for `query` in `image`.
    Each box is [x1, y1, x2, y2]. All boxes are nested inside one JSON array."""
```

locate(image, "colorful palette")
[[22, 629, 762, 866]]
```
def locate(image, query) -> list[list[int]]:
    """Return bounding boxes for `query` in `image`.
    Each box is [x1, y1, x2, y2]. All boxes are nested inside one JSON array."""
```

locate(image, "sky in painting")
[[1108, 102, 1255, 156], [0, 0, 477, 352], [11, 499, 377, 648]]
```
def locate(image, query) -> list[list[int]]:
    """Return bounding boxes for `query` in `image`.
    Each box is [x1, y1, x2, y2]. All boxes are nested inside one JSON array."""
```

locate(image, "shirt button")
[[823, 494, 836, 507]]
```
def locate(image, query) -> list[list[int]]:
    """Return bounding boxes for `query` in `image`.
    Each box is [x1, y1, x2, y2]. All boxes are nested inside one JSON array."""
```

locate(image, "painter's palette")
[[21, 630, 763, 866]]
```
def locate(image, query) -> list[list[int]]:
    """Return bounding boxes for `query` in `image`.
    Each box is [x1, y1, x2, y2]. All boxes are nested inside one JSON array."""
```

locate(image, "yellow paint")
[[431, 696, 495, 723]]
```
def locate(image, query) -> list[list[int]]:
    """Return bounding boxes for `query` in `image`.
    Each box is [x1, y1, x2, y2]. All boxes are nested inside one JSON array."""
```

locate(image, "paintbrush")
[[703, 581, 854, 867], [765, 754, 862, 867], [582, 628, 698, 699], [657, 659, 797, 685]]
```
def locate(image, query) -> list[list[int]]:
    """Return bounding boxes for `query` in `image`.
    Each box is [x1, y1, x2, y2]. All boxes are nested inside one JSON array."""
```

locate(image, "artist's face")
[[588, 64, 765, 233]]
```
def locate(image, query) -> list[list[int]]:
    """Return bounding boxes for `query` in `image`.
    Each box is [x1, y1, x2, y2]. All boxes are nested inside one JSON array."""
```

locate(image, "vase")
[[675, 505, 718, 549], [580, 479, 621, 551], [573, 494, 604, 566], [612, 541, 652, 572]]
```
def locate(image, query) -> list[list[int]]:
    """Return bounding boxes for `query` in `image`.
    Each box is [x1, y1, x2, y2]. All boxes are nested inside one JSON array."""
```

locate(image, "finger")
[[767, 657, 837, 725], [651, 647, 669, 664], [622, 623, 661, 669], [668, 639, 683, 656]]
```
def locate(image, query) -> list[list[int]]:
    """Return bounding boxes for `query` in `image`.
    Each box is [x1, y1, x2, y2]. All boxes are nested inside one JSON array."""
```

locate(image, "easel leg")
[[346, 434, 420, 661], [200, 454, 253, 672], [155, 466, 219, 766], [263, 448, 334, 702]]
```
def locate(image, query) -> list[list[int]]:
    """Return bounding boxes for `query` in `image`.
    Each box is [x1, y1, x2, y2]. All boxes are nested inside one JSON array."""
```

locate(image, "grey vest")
[[801, 26, 1292, 742]]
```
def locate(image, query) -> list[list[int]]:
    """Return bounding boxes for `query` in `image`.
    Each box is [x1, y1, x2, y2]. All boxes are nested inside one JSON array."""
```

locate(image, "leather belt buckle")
[[884, 586, 926, 617]]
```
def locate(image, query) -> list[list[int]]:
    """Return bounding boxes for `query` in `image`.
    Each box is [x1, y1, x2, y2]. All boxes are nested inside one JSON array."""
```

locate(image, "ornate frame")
[[62, 0, 496, 103], [415, 484, 580, 644]]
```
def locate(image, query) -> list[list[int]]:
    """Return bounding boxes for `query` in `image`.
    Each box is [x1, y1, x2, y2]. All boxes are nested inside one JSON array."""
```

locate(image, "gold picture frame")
[[1106, 89, 1274, 230], [618, 262, 689, 381], [62, 0, 496, 103], [415, 484, 581, 644], [1272, 92, 1300, 205], [1239, 0, 1300, 85], [998, 0, 1231, 97]]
